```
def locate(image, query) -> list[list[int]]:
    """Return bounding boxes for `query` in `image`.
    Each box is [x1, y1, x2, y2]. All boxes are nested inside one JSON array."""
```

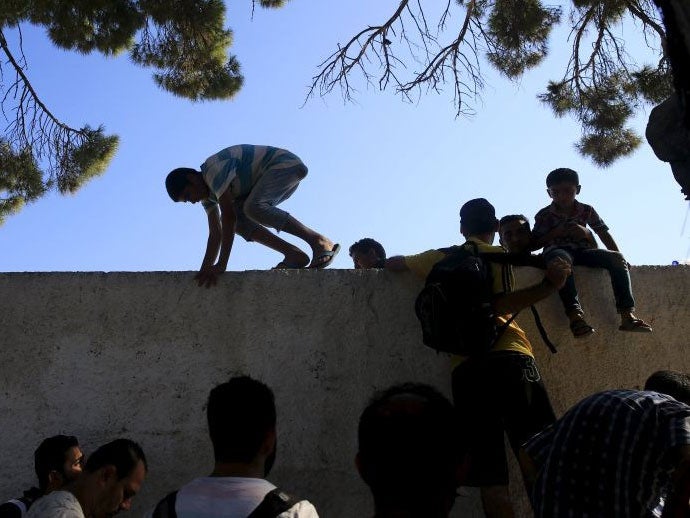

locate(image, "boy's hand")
[[195, 264, 226, 288], [544, 257, 571, 290]]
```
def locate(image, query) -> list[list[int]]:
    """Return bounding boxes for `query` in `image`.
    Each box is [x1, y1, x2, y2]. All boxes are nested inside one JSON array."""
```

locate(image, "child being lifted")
[[531, 168, 652, 333]]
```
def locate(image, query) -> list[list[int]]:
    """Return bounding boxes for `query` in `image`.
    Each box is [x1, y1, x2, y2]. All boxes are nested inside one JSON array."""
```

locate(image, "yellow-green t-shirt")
[[404, 238, 533, 365]]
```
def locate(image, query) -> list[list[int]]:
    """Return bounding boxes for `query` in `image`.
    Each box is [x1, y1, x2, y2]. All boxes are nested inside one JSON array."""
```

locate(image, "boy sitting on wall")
[[531, 168, 652, 333]]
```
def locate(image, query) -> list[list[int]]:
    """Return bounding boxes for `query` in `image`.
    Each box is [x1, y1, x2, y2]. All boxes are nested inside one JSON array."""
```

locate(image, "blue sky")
[[0, 0, 688, 271]]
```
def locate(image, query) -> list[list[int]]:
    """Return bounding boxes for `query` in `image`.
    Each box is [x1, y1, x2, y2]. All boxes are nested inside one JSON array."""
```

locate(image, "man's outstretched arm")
[[493, 257, 571, 315]]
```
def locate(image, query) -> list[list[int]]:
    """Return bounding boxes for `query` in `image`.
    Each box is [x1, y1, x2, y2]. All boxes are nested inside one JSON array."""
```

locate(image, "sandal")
[[619, 318, 653, 333], [570, 318, 595, 339]]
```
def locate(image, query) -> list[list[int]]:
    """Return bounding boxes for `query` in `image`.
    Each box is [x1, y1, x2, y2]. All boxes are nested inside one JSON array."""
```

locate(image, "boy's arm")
[[530, 212, 566, 251], [195, 193, 237, 288], [593, 228, 619, 252], [493, 257, 570, 315], [530, 225, 568, 251]]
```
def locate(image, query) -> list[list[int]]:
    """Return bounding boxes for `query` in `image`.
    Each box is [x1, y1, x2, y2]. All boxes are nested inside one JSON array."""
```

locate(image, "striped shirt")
[[532, 200, 608, 250], [525, 389, 690, 517], [200, 145, 303, 213]]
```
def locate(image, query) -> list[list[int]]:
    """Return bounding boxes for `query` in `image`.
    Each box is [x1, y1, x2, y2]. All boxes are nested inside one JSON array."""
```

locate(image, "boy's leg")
[[248, 226, 310, 268], [234, 199, 309, 268], [242, 165, 338, 267], [570, 249, 634, 309], [570, 249, 652, 331], [543, 249, 593, 337], [559, 275, 595, 337]]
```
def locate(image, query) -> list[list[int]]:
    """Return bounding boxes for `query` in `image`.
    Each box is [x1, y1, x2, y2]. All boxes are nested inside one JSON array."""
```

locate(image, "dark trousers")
[[451, 351, 556, 486]]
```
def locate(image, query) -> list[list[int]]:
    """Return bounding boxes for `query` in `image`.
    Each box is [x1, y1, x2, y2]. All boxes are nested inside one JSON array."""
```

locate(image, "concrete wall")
[[0, 266, 688, 517]]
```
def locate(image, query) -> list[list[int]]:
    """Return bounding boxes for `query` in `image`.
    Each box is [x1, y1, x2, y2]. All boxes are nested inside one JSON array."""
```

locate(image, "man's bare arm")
[[200, 208, 221, 270], [215, 193, 237, 272]]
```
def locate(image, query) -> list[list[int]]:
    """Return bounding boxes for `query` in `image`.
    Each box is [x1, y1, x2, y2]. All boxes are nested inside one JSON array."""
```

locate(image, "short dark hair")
[[207, 376, 277, 463], [644, 370, 690, 405], [165, 168, 197, 202], [349, 238, 386, 260], [499, 214, 531, 232], [34, 435, 80, 491], [546, 168, 580, 187], [358, 383, 464, 511], [459, 198, 497, 235], [85, 439, 147, 479]]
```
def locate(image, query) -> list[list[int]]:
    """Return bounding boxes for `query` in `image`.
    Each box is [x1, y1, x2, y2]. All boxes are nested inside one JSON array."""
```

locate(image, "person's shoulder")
[[534, 204, 552, 219], [0, 500, 23, 518], [278, 498, 319, 518], [26, 491, 83, 518], [574, 199, 597, 211]]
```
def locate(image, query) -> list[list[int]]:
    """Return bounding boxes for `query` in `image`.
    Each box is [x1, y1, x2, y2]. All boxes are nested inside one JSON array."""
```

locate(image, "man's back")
[[155, 477, 318, 518], [526, 389, 690, 517]]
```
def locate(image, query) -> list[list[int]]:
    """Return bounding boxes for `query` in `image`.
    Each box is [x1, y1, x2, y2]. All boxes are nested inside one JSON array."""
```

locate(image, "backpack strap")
[[247, 488, 302, 518], [151, 490, 178, 518], [529, 305, 558, 353]]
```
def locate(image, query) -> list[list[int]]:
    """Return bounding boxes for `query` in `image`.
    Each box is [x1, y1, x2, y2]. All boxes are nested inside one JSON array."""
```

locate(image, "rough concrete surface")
[[0, 266, 688, 517]]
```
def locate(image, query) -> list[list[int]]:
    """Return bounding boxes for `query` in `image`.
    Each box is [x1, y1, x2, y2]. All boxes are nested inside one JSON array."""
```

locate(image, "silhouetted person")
[[349, 238, 386, 269], [0, 435, 83, 517], [356, 383, 466, 518], [522, 370, 690, 517], [166, 145, 339, 286], [150, 375, 318, 517], [499, 214, 596, 338], [375, 198, 570, 518]]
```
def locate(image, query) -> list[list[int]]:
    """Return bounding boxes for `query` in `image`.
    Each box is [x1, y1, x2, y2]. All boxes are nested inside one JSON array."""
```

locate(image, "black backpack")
[[151, 487, 302, 518], [414, 242, 556, 356]]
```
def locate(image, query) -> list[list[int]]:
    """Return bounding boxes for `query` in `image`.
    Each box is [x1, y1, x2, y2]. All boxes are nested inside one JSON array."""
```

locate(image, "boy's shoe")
[[618, 318, 653, 333], [570, 317, 595, 339]]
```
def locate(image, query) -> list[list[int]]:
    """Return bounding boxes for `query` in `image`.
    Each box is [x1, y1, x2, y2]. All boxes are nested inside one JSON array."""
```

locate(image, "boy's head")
[[499, 215, 532, 253], [165, 168, 208, 204], [349, 238, 386, 269], [459, 198, 498, 239], [546, 168, 581, 209]]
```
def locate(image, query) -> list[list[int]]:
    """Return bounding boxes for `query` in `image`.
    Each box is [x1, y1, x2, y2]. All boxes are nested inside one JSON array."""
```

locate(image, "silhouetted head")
[[34, 435, 83, 492], [349, 238, 387, 269], [357, 383, 465, 517], [207, 376, 277, 475], [499, 214, 532, 253], [165, 168, 208, 204], [546, 168, 581, 210], [644, 370, 690, 405], [83, 438, 147, 517], [459, 198, 498, 238], [546, 168, 580, 188]]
